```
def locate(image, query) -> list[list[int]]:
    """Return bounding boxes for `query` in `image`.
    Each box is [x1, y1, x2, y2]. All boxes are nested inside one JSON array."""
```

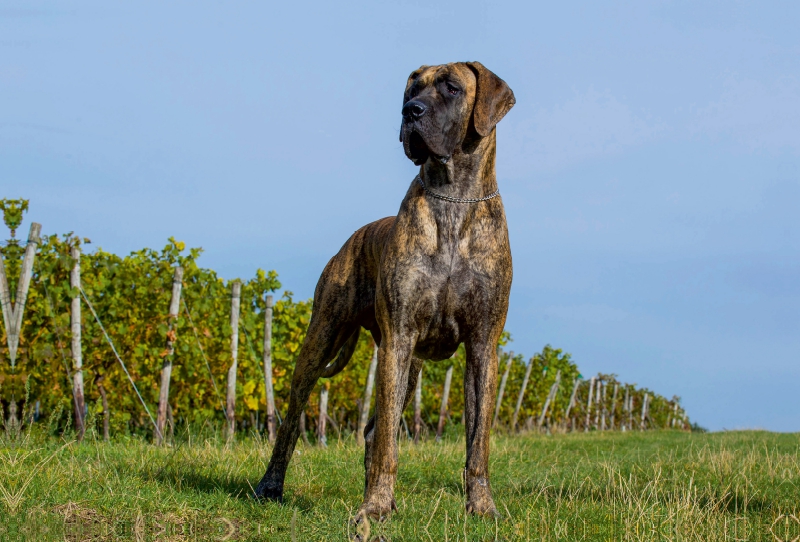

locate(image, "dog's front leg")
[[463, 339, 501, 517], [363, 355, 423, 497], [357, 336, 415, 521]]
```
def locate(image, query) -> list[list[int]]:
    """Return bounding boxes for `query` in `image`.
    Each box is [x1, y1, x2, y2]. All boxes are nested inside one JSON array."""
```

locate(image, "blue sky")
[[3, 1, 798, 431]]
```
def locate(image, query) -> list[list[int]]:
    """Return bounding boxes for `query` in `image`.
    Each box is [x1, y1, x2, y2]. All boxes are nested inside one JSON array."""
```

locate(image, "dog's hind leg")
[[255, 319, 356, 502]]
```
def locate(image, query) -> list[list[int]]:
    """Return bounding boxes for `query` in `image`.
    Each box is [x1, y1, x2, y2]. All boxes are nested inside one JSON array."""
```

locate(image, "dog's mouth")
[[404, 129, 451, 166], [405, 130, 430, 166]]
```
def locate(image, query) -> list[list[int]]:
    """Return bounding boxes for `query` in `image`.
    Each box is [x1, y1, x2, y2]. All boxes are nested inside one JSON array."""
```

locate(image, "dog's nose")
[[402, 100, 427, 120]]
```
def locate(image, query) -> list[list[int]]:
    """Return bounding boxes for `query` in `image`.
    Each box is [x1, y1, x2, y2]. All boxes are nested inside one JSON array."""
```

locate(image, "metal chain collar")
[[416, 175, 500, 204]]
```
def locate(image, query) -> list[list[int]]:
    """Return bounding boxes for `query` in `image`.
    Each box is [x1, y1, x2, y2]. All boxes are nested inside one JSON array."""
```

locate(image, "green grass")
[[0, 426, 798, 541]]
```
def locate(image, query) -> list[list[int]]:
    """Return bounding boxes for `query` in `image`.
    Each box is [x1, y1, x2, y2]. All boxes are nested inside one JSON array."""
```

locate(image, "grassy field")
[[0, 426, 798, 541]]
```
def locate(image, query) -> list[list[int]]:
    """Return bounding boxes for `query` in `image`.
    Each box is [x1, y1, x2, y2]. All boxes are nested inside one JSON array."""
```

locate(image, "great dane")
[[255, 61, 515, 520]]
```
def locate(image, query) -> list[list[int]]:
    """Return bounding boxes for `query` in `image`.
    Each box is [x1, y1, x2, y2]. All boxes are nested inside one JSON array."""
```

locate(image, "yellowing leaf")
[[243, 395, 258, 411]]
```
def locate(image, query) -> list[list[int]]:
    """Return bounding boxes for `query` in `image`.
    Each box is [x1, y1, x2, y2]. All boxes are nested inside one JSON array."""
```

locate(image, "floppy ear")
[[400, 66, 428, 142], [466, 61, 516, 137]]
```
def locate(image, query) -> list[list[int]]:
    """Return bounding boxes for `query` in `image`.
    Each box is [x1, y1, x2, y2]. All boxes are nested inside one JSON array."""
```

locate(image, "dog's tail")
[[320, 329, 360, 378]]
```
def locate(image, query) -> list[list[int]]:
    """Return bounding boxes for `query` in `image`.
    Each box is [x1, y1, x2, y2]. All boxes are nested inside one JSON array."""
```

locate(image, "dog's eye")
[[446, 83, 460, 96]]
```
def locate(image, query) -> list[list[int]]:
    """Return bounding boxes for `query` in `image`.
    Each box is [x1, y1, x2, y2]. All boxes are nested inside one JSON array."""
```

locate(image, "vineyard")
[[1, 199, 690, 443]]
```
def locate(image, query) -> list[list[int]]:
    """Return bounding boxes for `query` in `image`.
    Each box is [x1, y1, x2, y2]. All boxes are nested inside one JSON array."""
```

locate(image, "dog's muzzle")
[[402, 100, 427, 121]]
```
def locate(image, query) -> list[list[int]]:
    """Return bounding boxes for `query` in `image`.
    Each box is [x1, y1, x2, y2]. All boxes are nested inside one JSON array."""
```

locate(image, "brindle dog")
[[255, 61, 515, 520]]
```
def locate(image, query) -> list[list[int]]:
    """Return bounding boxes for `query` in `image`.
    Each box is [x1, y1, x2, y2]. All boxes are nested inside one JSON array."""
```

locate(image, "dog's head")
[[400, 62, 515, 166]]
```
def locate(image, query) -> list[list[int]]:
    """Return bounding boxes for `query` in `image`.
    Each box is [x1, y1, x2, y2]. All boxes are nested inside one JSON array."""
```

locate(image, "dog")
[[255, 61, 515, 521]]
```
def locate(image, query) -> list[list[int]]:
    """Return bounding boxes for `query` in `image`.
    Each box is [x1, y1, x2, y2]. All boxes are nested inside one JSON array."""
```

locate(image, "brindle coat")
[[254, 61, 515, 520]]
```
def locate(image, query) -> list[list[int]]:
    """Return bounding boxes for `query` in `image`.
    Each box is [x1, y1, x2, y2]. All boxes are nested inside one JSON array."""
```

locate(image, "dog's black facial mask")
[[400, 62, 515, 166], [400, 65, 466, 166]]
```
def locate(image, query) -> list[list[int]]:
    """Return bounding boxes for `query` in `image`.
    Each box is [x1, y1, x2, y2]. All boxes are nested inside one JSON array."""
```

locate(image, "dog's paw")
[[465, 476, 500, 517], [254, 480, 284, 503], [355, 495, 397, 523], [466, 499, 501, 518]]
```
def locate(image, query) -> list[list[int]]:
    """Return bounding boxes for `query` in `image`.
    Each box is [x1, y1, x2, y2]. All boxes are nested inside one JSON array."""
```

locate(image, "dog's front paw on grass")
[[466, 499, 501, 518], [254, 481, 283, 503], [354, 495, 397, 523], [466, 477, 500, 518]]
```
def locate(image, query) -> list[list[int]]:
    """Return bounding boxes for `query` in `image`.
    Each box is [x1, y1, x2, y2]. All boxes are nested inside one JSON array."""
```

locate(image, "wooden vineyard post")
[[0, 243, 12, 361], [594, 379, 602, 429], [226, 281, 241, 442], [357, 342, 379, 446], [318, 384, 329, 447], [69, 246, 86, 440], [511, 356, 534, 431], [155, 266, 183, 445], [435, 365, 454, 441], [537, 370, 561, 429], [584, 376, 595, 431], [2, 222, 42, 367], [628, 390, 634, 431], [640, 393, 649, 430], [600, 380, 607, 431], [0, 218, 40, 427], [0, 250, 10, 347], [622, 387, 630, 431], [262, 294, 277, 444], [609, 383, 619, 430], [564, 377, 580, 431], [299, 411, 310, 445], [493, 350, 513, 427], [95, 375, 110, 441], [413, 368, 423, 443]]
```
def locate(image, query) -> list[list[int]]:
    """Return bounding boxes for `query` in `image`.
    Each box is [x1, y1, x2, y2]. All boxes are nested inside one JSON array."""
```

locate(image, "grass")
[[0, 425, 798, 541]]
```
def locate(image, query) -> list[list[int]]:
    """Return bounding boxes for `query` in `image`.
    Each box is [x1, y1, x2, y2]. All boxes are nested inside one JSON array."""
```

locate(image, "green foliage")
[[0, 198, 29, 238], [1, 203, 689, 440], [0, 199, 31, 287], [1, 233, 282, 434]]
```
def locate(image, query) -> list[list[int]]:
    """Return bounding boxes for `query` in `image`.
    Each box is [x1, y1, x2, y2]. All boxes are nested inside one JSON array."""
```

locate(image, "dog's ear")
[[466, 61, 516, 137], [400, 66, 428, 142]]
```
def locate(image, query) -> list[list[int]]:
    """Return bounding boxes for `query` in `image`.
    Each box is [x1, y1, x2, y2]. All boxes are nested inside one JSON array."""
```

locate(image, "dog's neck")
[[419, 131, 498, 201]]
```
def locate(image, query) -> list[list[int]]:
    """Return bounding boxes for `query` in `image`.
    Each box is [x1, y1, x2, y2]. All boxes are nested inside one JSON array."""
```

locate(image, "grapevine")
[[0, 201, 690, 439]]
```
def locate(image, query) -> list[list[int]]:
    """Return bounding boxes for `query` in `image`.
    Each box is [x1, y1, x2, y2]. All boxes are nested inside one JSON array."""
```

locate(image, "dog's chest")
[[431, 205, 503, 277], [382, 204, 509, 359], [388, 201, 508, 294]]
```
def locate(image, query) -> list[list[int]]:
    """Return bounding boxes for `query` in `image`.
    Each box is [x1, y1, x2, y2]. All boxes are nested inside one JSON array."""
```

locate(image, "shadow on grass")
[[147, 468, 252, 498], [140, 466, 319, 514]]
